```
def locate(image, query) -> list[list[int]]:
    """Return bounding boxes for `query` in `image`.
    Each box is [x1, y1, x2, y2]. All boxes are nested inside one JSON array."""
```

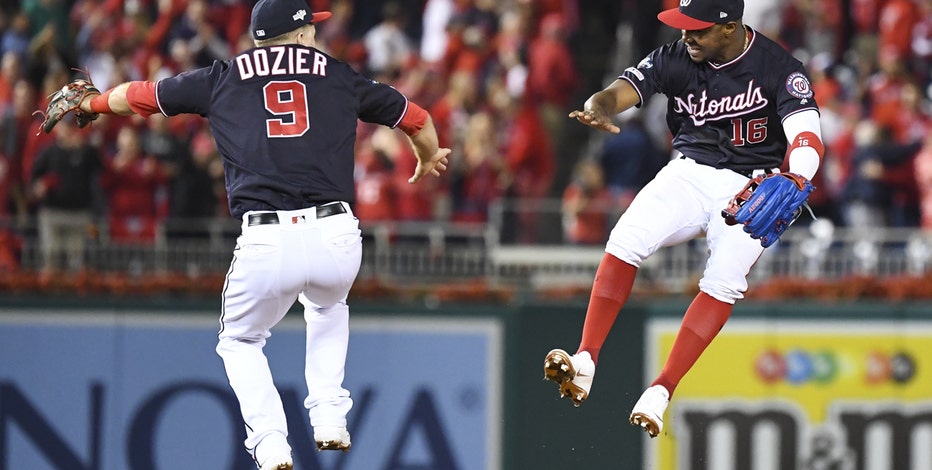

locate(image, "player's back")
[[157, 45, 408, 216]]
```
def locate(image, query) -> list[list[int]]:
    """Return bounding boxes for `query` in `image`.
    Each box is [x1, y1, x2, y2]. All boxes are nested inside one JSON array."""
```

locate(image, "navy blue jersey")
[[619, 27, 819, 172], [156, 45, 408, 217]]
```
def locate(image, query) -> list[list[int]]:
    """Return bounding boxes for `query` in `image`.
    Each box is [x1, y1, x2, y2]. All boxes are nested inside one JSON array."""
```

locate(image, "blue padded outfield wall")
[[0, 298, 930, 470]]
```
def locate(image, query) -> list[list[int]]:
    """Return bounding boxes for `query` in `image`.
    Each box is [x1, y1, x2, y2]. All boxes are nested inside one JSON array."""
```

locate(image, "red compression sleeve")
[[88, 90, 113, 113], [125, 81, 160, 117], [396, 101, 428, 136]]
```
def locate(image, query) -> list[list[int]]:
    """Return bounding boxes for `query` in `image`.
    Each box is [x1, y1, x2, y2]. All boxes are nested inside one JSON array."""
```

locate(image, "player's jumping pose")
[[543, 0, 823, 438], [39, 0, 450, 468]]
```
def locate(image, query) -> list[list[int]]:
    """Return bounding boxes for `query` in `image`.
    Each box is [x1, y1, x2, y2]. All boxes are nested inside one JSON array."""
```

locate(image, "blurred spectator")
[[354, 127, 398, 222], [1, 12, 32, 61], [882, 81, 929, 226], [0, 79, 37, 221], [430, 70, 478, 150], [779, 0, 841, 56], [839, 121, 922, 228], [450, 111, 503, 223], [742, 0, 783, 39], [494, 6, 529, 98], [363, 1, 414, 79], [912, 0, 932, 86], [18, 67, 68, 188], [382, 123, 441, 221], [209, 0, 251, 50], [0, 152, 21, 270], [599, 114, 666, 209], [314, 0, 355, 60], [913, 129, 932, 229], [165, 0, 231, 68], [140, 0, 187, 66], [878, 0, 919, 61], [1, 0, 929, 262], [441, 0, 498, 77], [420, 0, 454, 65], [866, 45, 913, 125], [100, 126, 168, 244], [29, 121, 102, 274], [498, 94, 555, 243], [23, 0, 76, 71], [883, 81, 932, 144], [0, 51, 23, 113], [525, 12, 578, 148], [809, 53, 848, 139], [0, 75, 27, 271], [167, 127, 224, 233], [141, 113, 187, 215], [562, 158, 612, 245]]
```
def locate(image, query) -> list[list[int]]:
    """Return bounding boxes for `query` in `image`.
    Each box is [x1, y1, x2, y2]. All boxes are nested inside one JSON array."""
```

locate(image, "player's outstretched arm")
[[81, 82, 142, 116], [36, 77, 160, 134], [406, 115, 450, 184], [568, 79, 641, 134], [78, 82, 133, 115], [78, 81, 161, 117]]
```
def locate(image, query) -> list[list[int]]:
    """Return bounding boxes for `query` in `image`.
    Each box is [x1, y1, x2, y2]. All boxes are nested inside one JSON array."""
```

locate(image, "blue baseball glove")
[[722, 172, 815, 247]]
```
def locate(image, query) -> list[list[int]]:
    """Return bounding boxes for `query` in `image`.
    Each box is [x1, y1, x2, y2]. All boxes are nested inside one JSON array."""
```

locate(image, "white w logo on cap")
[[680, 0, 691, 6], [293, 9, 306, 21]]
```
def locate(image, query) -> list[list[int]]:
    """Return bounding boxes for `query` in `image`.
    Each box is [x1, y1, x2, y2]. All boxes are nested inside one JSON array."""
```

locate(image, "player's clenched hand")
[[409, 148, 451, 184], [568, 109, 620, 134]]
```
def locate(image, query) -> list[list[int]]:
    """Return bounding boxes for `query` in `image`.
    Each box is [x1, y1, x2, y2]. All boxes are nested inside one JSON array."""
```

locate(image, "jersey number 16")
[[730, 117, 768, 146]]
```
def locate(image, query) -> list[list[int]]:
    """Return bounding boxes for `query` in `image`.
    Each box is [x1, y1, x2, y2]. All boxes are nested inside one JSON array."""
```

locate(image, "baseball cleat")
[[629, 384, 670, 438], [259, 453, 292, 470], [314, 426, 352, 452], [543, 349, 595, 407]]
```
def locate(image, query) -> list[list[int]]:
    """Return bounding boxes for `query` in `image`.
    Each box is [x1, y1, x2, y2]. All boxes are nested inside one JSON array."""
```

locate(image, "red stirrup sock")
[[576, 254, 637, 365], [652, 292, 733, 398]]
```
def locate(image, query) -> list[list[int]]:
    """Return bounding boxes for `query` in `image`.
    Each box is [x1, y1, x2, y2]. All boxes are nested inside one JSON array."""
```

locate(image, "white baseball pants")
[[606, 156, 769, 304], [216, 203, 361, 461]]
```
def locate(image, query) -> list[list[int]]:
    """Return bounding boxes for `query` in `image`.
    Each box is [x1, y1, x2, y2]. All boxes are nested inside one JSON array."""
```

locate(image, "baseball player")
[[36, 0, 450, 468], [543, 0, 823, 438]]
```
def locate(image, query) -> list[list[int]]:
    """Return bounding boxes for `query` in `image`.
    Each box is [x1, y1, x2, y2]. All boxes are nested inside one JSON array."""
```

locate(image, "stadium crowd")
[[0, 0, 929, 274]]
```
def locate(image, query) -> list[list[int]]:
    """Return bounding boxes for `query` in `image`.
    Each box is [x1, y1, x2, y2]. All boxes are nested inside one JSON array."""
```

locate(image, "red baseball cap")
[[658, 0, 744, 31], [251, 0, 331, 40]]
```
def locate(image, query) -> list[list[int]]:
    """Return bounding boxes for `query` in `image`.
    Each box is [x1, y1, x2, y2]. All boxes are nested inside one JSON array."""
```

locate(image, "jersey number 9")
[[264, 81, 309, 138]]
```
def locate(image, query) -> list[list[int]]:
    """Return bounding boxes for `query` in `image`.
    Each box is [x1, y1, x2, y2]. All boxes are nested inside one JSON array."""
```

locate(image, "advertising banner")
[[644, 318, 931, 470], [0, 311, 502, 470]]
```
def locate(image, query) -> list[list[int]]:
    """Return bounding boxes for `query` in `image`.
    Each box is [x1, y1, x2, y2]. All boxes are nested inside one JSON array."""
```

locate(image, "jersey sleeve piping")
[[154, 80, 168, 116], [618, 76, 645, 107], [390, 98, 409, 129]]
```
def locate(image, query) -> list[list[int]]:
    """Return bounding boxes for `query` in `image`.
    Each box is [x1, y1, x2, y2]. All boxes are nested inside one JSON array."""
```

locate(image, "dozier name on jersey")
[[235, 45, 329, 80]]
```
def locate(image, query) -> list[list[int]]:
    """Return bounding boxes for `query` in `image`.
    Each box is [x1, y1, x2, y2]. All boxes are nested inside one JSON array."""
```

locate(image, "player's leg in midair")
[[299, 209, 361, 451], [217, 221, 300, 468], [545, 158, 704, 406], [630, 165, 766, 437], [299, 295, 354, 451]]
